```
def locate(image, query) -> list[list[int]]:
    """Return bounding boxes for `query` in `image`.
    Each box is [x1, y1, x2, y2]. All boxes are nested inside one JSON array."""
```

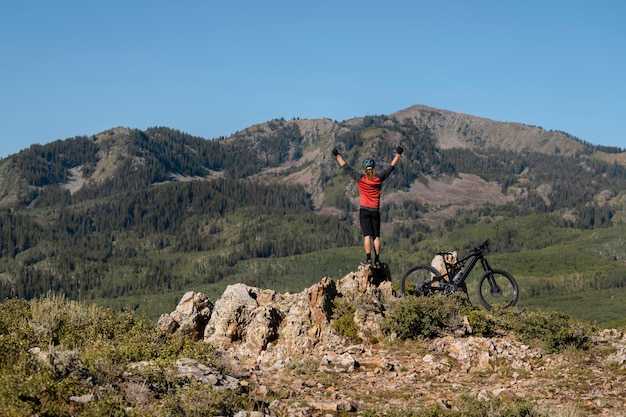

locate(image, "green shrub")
[[331, 300, 360, 341], [380, 293, 470, 339], [381, 294, 591, 354], [498, 308, 592, 353], [466, 308, 498, 337], [0, 298, 33, 366], [0, 361, 85, 417], [160, 382, 251, 417], [0, 294, 250, 417], [362, 395, 538, 416]]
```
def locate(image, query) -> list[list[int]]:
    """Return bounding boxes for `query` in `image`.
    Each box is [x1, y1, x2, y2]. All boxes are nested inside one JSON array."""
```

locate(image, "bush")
[[380, 294, 592, 354], [380, 293, 470, 339], [0, 298, 33, 365], [331, 299, 360, 341], [0, 294, 248, 417], [362, 395, 538, 416], [160, 382, 252, 416], [466, 308, 498, 337], [498, 308, 592, 352]]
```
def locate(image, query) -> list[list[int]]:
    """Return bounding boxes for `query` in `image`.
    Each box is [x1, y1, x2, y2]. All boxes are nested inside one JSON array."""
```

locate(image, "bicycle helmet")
[[362, 158, 375, 169]]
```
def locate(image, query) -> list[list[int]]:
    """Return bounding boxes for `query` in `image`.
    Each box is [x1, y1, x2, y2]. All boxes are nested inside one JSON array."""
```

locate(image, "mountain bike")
[[399, 240, 519, 310]]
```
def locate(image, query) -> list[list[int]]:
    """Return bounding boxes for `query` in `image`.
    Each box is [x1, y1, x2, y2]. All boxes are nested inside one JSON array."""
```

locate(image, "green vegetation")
[[381, 295, 593, 353], [362, 396, 583, 417], [331, 299, 360, 341], [380, 293, 472, 339], [0, 293, 251, 417], [0, 292, 602, 416]]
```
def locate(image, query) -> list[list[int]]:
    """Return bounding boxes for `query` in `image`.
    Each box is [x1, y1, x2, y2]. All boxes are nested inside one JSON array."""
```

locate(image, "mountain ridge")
[[392, 105, 585, 153], [2, 104, 623, 206], [1, 104, 626, 325], [0, 104, 597, 223]]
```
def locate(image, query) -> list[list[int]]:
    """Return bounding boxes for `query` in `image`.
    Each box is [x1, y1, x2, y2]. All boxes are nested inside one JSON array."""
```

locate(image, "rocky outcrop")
[[156, 290, 213, 340], [158, 265, 393, 366], [156, 266, 626, 416]]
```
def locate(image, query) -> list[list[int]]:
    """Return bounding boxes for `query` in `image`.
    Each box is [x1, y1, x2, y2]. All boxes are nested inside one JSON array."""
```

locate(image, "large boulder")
[[156, 291, 213, 341]]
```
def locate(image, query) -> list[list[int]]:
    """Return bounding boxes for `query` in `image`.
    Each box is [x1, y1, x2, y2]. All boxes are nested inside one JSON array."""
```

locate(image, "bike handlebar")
[[472, 240, 490, 254]]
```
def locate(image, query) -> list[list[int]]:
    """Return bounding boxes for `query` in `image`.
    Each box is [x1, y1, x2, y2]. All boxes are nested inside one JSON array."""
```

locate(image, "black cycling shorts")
[[359, 208, 381, 237]]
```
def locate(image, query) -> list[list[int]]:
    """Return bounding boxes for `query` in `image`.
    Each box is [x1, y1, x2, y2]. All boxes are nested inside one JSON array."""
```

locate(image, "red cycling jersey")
[[342, 164, 395, 210]]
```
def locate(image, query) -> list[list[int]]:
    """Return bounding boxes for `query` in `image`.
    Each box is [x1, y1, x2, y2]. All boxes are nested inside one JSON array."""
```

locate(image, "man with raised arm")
[[332, 146, 403, 267]]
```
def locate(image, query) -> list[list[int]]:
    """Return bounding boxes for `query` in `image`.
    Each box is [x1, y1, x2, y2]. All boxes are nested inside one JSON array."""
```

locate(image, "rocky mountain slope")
[[155, 266, 626, 416], [3, 104, 622, 215], [224, 104, 618, 217], [391, 105, 585, 154], [2, 104, 624, 234]]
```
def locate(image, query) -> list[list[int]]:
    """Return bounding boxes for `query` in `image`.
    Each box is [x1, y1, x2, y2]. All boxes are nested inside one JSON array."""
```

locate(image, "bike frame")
[[425, 243, 491, 293], [400, 239, 518, 309]]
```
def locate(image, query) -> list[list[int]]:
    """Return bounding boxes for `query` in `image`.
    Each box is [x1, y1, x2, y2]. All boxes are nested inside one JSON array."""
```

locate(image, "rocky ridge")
[[157, 266, 626, 416]]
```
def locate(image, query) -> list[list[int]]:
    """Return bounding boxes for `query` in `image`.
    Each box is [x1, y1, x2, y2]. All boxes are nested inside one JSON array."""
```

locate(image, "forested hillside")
[[1, 106, 625, 324]]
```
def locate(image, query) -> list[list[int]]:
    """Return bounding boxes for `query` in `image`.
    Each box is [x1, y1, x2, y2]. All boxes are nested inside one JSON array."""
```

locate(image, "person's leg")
[[372, 212, 382, 263], [364, 236, 372, 261], [373, 236, 381, 262], [359, 209, 374, 264]]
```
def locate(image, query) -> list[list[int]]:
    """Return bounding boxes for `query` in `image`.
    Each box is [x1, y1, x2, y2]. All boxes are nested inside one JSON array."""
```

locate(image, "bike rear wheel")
[[400, 265, 441, 296], [476, 269, 518, 310]]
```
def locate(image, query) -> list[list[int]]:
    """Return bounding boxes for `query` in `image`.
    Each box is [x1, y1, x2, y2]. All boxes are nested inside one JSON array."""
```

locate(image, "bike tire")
[[476, 269, 518, 310], [400, 265, 442, 297]]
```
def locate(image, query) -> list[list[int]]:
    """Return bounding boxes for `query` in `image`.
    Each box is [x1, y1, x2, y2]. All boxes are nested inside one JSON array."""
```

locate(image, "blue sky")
[[1, 1, 624, 158]]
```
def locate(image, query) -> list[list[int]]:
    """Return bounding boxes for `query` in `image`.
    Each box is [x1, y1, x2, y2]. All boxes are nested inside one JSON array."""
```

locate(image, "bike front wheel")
[[476, 269, 518, 310], [400, 265, 441, 297]]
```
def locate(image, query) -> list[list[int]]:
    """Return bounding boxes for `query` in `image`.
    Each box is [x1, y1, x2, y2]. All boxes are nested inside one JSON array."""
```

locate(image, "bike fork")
[[481, 259, 501, 294], [486, 272, 502, 295]]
